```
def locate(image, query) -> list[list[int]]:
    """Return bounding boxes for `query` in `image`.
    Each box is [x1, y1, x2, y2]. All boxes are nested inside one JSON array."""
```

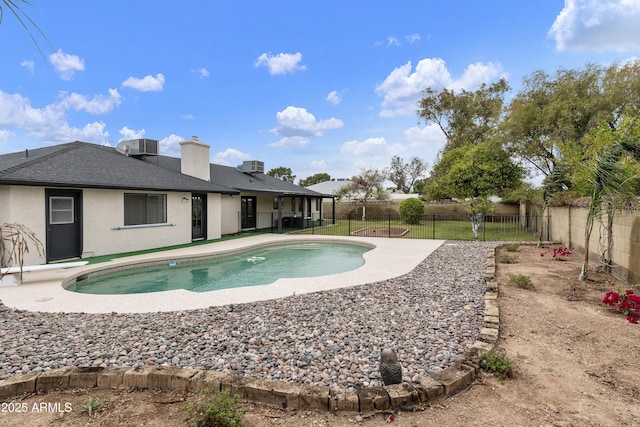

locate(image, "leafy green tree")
[[413, 178, 427, 196], [267, 166, 296, 183], [501, 62, 640, 190], [398, 198, 425, 224], [579, 114, 640, 281], [418, 79, 510, 150], [386, 156, 428, 193], [418, 79, 515, 203], [334, 169, 388, 220], [424, 141, 524, 238], [298, 173, 331, 187], [426, 142, 524, 200]]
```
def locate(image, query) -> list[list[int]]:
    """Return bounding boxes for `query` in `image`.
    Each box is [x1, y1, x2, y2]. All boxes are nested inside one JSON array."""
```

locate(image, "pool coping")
[[0, 234, 445, 313], [0, 245, 502, 412]]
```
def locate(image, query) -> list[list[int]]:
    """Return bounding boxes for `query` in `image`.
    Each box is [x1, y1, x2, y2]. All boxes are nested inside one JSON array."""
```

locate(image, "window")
[[124, 193, 167, 226], [49, 197, 74, 224], [273, 197, 283, 210]]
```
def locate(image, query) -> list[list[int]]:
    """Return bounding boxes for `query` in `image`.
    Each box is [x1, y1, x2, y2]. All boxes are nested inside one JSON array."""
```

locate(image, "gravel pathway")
[[0, 241, 495, 389]]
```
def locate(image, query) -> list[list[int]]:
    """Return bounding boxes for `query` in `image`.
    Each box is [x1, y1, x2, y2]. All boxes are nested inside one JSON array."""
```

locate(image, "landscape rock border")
[[0, 245, 507, 412]]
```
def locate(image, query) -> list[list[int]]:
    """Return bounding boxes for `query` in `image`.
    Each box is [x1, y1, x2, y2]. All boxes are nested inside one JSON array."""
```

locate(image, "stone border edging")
[[0, 245, 505, 413]]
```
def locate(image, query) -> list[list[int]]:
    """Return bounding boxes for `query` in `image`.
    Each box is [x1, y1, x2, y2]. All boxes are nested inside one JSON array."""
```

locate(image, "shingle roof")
[[0, 141, 330, 197], [143, 155, 330, 197], [0, 141, 237, 194]]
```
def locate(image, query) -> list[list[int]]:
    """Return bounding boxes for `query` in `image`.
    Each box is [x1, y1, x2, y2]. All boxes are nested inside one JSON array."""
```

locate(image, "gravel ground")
[[0, 241, 494, 389]]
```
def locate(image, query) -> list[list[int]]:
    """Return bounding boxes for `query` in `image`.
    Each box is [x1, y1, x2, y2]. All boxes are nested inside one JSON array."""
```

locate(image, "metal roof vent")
[[116, 138, 159, 158], [241, 160, 264, 174]]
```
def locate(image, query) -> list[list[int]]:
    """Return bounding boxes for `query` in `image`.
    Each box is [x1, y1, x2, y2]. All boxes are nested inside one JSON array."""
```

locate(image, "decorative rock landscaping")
[[0, 240, 501, 411]]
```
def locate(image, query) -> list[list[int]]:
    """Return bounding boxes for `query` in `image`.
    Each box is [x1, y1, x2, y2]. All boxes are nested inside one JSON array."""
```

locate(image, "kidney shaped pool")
[[65, 242, 372, 295]]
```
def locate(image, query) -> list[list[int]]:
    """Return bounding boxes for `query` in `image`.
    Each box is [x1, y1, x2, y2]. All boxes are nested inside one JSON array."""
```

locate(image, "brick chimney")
[[179, 136, 210, 181]]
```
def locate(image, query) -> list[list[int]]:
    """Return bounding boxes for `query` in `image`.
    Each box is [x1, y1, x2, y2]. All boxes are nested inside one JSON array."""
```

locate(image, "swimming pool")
[[66, 242, 372, 295]]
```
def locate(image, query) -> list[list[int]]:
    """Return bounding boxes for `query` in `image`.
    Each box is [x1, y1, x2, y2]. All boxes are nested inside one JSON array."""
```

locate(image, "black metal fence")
[[254, 212, 547, 241]]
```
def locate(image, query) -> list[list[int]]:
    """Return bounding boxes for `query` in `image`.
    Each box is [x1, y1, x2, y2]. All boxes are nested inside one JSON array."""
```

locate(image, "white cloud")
[[158, 134, 184, 157], [57, 88, 122, 115], [270, 106, 343, 147], [20, 59, 34, 75], [192, 67, 210, 79], [340, 137, 403, 158], [448, 62, 508, 92], [181, 113, 195, 120], [309, 160, 327, 170], [0, 90, 109, 144], [375, 57, 505, 117], [386, 36, 401, 47], [0, 129, 14, 146], [122, 73, 165, 92], [326, 90, 342, 105], [213, 148, 252, 165], [405, 33, 421, 44], [339, 137, 404, 172], [375, 34, 421, 47], [254, 52, 306, 75], [549, 0, 640, 52], [49, 49, 85, 80], [118, 126, 146, 141]]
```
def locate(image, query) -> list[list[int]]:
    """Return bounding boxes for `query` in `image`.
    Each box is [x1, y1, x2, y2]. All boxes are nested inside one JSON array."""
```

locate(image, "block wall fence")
[[547, 206, 640, 284]]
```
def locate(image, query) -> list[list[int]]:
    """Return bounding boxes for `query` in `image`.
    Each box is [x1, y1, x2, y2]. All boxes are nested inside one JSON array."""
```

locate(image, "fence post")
[[388, 214, 391, 238], [432, 214, 436, 239], [483, 214, 486, 241], [348, 213, 352, 236]]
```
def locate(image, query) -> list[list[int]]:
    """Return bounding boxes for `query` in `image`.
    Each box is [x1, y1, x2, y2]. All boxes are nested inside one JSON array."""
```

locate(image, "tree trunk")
[[579, 215, 594, 281]]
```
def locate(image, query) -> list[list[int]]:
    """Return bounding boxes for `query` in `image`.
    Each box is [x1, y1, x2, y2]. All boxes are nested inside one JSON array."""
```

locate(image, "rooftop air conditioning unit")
[[116, 138, 159, 157], [241, 160, 264, 174]]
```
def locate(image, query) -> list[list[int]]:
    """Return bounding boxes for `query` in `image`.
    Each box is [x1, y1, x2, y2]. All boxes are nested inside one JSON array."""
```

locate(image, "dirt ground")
[[1, 243, 639, 426]]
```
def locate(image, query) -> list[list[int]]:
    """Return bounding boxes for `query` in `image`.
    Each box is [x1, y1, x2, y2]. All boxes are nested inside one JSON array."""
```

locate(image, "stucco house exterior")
[[0, 137, 329, 265]]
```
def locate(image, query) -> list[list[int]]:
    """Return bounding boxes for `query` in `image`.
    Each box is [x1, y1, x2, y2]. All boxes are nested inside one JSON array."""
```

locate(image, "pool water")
[[66, 242, 371, 295]]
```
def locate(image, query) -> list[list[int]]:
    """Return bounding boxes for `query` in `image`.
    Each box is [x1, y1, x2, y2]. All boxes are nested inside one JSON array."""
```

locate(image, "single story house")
[[0, 137, 330, 265]]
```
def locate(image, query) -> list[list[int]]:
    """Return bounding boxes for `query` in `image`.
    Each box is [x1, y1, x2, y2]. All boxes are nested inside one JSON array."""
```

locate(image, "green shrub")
[[504, 243, 520, 252], [182, 389, 247, 427], [508, 273, 534, 289], [497, 253, 518, 264], [398, 198, 425, 224], [478, 346, 517, 381], [77, 396, 103, 417]]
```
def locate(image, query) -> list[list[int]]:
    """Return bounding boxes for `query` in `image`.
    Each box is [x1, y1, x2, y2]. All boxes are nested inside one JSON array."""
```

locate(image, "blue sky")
[[2, 0, 640, 184]]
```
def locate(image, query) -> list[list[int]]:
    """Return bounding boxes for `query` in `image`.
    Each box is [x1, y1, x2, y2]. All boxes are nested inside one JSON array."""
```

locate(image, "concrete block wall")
[[548, 206, 640, 284]]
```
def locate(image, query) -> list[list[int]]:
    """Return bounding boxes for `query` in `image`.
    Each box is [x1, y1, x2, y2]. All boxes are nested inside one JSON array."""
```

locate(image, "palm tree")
[[1, 1, 50, 57], [580, 139, 640, 281]]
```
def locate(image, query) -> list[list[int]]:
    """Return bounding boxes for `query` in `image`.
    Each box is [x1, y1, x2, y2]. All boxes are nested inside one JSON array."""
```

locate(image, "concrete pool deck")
[[0, 235, 445, 313]]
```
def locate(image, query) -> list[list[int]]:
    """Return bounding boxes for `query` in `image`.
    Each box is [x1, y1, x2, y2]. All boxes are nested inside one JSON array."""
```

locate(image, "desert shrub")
[[182, 389, 246, 427], [508, 273, 534, 289], [497, 253, 518, 264], [478, 346, 517, 381], [504, 243, 520, 252], [398, 198, 425, 224]]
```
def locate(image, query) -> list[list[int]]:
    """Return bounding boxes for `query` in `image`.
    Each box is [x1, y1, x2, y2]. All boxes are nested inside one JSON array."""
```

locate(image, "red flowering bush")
[[540, 246, 573, 259], [602, 282, 640, 324]]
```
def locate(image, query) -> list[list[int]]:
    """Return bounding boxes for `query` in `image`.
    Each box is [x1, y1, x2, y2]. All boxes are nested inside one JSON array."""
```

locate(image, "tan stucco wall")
[[220, 196, 239, 235], [206, 193, 222, 240], [0, 186, 47, 266], [1, 186, 227, 265], [81, 189, 195, 258], [548, 206, 640, 284]]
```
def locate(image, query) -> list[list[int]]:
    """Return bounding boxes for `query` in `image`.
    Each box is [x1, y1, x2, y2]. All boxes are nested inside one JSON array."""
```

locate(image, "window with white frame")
[[49, 196, 74, 224]]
